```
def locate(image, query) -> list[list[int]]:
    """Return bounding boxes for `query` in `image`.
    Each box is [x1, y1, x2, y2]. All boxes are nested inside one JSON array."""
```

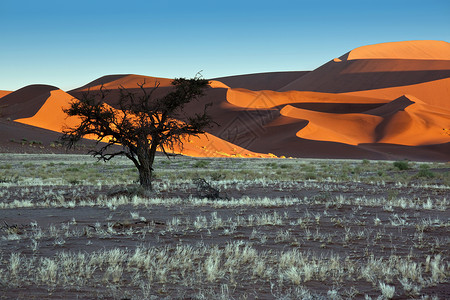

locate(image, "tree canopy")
[[62, 76, 214, 190]]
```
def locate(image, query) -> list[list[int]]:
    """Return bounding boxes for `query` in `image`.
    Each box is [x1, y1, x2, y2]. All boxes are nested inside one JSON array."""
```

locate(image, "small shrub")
[[304, 172, 317, 180], [67, 177, 81, 185], [279, 163, 292, 169], [417, 169, 435, 178], [193, 178, 220, 199], [211, 172, 226, 181], [393, 160, 409, 170], [0, 164, 12, 169], [265, 162, 278, 169], [192, 160, 210, 168]]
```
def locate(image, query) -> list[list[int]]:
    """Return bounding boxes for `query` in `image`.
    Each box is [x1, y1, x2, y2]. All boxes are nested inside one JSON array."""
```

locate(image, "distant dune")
[[71, 74, 174, 92], [1, 40, 449, 160]]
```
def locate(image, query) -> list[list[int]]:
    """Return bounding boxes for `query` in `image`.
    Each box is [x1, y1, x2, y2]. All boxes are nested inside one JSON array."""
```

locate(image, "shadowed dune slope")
[[0, 119, 73, 153], [213, 71, 309, 91]]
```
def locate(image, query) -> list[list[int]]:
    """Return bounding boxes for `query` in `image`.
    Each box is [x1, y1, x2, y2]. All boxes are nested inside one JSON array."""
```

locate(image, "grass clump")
[[417, 165, 435, 179], [192, 160, 211, 168], [393, 160, 410, 171]]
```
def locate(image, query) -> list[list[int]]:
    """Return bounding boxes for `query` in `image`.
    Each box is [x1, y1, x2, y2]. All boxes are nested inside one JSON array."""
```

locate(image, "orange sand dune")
[[347, 40, 450, 60], [280, 95, 450, 146], [0, 85, 60, 120], [208, 80, 230, 89], [375, 95, 450, 145], [15, 89, 81, 132], [72, 74, 174, 92], [278, 59, 450, 93], [226, 88, 388, 109], [0, 90, 12, 99], [15, 89, 271, 158], [280, 105, 380, 145], [345, 77, 450, 110], [172, 133, 273, 158], [279, 41, 450, 93]]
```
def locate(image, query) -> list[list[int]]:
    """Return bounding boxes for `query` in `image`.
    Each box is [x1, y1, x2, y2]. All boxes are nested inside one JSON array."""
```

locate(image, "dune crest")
[[72, 74, 174, 92], [347, 40, 450, 61], [209, 80, 230, 89]]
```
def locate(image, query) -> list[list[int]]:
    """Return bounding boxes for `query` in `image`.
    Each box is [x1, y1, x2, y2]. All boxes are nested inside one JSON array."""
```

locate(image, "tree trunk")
[[138, 165, 152, 191], [135, 138, 157, 191]]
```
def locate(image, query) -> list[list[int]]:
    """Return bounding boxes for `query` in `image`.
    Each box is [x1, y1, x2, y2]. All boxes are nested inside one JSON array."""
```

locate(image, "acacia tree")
[[62, 77, 213, 190]]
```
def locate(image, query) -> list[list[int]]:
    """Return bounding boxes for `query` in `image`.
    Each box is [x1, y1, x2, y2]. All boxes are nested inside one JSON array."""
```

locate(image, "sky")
[[1, 0, 449, 91]]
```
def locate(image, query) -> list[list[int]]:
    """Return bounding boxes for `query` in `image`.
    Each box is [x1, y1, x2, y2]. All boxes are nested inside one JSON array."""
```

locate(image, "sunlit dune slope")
[[347, 40, 450, 60], [172, 133, 273, 158], [0, 90, 12, 99]]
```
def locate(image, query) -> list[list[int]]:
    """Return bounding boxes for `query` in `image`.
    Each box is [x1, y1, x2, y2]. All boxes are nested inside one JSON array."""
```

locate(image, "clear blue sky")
[[1, 0, 449, 91]]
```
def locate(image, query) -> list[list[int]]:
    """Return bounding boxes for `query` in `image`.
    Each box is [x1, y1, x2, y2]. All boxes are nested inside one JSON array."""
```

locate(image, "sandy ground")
[[0, 154, 448, 299]]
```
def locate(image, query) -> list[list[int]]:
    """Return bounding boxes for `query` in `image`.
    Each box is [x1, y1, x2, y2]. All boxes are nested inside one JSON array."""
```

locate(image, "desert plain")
[[0, 40, 449, 299]]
